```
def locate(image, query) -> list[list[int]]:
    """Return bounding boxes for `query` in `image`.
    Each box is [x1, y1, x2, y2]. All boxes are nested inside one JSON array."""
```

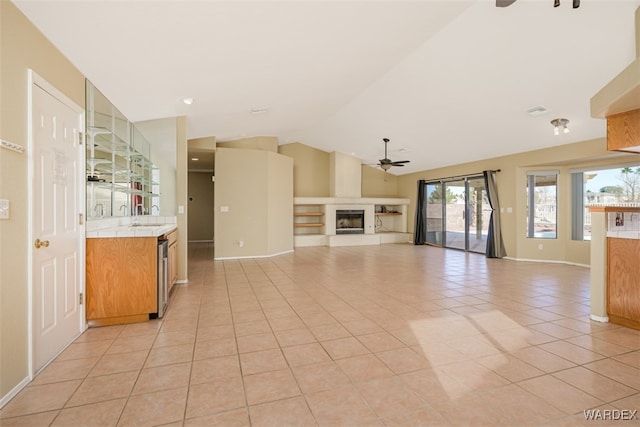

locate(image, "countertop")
[[87, 223, 177, 238]]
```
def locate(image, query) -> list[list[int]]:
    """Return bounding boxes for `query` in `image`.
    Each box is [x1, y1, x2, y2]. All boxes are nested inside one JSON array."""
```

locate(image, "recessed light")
[[191, 157, 199, 161], [183, 97, 194, 105]]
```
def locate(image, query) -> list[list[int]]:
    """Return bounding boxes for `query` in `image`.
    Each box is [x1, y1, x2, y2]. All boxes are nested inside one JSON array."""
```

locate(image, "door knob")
[[35, 238, 50, 249]]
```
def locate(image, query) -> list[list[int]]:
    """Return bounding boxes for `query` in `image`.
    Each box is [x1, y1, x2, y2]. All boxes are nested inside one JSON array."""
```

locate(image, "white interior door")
[[31, 77, 84, 372]]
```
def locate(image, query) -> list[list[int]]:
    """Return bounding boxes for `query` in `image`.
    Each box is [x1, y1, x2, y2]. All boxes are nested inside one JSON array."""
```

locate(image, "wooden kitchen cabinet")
[[607, 237, 640, 329], [607, 109, 640, 153], [86, 237, 157, 326], [166, 229, 178, 291]]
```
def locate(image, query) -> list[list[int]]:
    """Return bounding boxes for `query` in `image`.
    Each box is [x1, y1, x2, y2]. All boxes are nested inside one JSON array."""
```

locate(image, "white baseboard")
[[0, 376, 31, 409], [590, 314, 609, 323], [504, 256, 589, 268], [214, 249, 294, 261]]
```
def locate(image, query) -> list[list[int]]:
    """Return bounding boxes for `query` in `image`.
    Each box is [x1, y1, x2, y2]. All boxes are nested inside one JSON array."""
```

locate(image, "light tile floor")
[[2, 243, 640, 426]]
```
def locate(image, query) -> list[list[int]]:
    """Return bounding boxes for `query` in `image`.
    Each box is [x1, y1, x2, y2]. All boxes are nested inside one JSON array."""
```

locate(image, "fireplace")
[[336, 210, 365, 234]]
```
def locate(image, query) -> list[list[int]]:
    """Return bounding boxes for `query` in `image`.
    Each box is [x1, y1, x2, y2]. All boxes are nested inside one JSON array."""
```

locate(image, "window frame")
[[526, 170, 558, 239]]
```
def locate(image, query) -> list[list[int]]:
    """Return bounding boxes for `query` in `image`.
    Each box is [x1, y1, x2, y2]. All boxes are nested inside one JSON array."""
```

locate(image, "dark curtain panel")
[[414, 180, 427, 245], [483, 170, 506, 258]]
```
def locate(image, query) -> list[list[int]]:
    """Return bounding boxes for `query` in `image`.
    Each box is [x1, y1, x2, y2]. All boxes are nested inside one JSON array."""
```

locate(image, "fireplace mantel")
[[294, 197, 410, 247]]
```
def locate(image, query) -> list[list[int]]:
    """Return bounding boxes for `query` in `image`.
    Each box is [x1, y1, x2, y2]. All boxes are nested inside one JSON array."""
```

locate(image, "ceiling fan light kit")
[[377, 138, 410, 171]]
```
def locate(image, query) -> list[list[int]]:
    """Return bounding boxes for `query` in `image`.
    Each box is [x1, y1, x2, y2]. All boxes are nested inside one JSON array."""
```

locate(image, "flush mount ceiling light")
[[183, 97, 194, 105], [551, 118, 570, 135], [191, 157, 199, 161]]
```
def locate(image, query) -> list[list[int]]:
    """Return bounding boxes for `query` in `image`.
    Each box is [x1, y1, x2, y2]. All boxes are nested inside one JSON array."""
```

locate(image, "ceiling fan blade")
[[496, 0, 517, 6], [390, 160, 410, 165]]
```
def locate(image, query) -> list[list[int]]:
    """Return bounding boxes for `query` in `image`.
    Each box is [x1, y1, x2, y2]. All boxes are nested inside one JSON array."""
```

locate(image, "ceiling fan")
[[377, 138, 410, 171], [496, 0, 580, 7]]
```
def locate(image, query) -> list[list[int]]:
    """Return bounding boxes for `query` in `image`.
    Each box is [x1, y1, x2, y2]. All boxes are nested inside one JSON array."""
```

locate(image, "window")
[[571, 165, 640, 241], [527, 171, 557, 239]]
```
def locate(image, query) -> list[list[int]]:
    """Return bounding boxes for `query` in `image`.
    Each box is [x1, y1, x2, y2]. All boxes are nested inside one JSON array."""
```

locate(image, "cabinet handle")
[[35, 238, 50, 249]]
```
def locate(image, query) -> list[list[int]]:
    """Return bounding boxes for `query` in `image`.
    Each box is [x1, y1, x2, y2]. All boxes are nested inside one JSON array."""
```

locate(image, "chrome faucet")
[[94, 203, 104, 218], [151, 204, 159, 215], [132, 203, 144, 225]]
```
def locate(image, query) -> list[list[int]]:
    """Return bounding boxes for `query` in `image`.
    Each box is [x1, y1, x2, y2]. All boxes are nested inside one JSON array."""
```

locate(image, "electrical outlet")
[[238, 240, 244, 247], [538, 243, 543, 250], [0, 199, 9, 219]]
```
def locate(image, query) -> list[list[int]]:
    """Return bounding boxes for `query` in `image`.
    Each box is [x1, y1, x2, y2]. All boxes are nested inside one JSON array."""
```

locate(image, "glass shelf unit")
[[86, 80, 158, 219]]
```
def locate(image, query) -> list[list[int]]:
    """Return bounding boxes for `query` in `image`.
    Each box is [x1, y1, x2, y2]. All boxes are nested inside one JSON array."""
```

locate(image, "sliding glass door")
[[444, 180, 466, 250], [423, 176, 490, 253], [425, 182, 443, 245], [467, 177, 490, 253]]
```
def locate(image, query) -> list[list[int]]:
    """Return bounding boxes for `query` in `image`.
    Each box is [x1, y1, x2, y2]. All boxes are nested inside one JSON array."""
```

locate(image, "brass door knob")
[[35, 238, 50, 249]]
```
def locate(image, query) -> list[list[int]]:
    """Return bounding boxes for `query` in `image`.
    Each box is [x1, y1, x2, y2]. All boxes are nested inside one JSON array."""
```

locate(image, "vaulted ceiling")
[[13, 0, 640, 174]]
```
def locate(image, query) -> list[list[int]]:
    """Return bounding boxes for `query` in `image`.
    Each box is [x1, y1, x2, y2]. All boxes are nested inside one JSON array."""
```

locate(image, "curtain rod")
[[419, 169, 501, 184]]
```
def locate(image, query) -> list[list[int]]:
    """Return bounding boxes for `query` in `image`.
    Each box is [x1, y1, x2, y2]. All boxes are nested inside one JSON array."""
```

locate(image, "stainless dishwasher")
[[157, 238, 169, 317]]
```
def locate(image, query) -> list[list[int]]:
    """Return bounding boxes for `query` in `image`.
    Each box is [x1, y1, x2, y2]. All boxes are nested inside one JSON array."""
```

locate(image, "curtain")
[[414, 180, 427, 245], [483, 170, 506, 258]]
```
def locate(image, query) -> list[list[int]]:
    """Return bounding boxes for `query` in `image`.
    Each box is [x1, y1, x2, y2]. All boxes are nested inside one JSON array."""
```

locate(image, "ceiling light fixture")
[[550, 118, 570, 135], [553, 0, 579, 8], [183, 97, 193, 105], [191, 157, 199, 161]]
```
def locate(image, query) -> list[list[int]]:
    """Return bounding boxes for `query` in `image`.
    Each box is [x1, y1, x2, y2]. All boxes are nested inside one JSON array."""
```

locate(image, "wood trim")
[[607, 314, 640, 330], [87, 314, 150, 327], [294, 212, 325, 216], [294, 223, 324, 227], [589, 206, 640, 213]]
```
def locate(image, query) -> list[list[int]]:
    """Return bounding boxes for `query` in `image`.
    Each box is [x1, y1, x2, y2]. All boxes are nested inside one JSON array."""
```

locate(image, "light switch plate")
[[220, 206, 229, 212], [0, 199, 9, 219]]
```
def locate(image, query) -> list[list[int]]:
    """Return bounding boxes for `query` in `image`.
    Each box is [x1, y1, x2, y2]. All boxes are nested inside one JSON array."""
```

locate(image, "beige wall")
[[397, 137, 640, 265], [217, 136, 278, 152], [0, 1, 85, 400], [279, 142, 399, 198], [267, 153, 294, 254], [329, 151, 362, 197], [214, 148, 293, 259], [176, 116, 189, 282], [361, 165, 399, 197], [279, 142, 330, 197], [187, 171, 215, 241]]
